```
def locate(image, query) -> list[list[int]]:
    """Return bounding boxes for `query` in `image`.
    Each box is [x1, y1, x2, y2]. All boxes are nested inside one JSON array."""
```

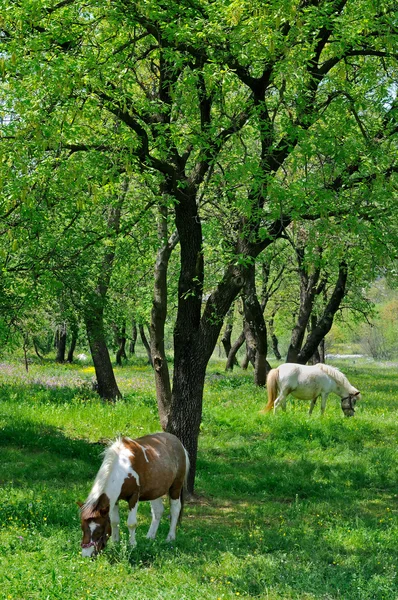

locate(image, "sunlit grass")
[[1, 355, 398, 599]]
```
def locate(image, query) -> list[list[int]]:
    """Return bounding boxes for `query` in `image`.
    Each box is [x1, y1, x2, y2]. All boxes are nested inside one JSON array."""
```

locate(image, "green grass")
[[1, 356, 398, 599]]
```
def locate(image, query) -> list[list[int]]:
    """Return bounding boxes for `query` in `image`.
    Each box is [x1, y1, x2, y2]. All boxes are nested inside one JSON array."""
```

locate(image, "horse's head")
[[78, 499, 111, 557], [341, 391, 361, 417]]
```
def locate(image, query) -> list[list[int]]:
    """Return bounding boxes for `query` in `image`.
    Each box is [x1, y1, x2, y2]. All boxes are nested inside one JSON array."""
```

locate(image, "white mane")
[[84, 438, 126, 508], [317, 364, 352, 388]]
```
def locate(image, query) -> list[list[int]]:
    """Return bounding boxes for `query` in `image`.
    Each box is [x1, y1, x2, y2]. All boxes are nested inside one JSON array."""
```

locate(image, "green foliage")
[[1, 357, 398, 599]]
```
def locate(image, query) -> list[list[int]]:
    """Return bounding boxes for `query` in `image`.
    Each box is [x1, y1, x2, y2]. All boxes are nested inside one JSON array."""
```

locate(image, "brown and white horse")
[[79, 432, 189, 557], [264, 363, 361, 416]]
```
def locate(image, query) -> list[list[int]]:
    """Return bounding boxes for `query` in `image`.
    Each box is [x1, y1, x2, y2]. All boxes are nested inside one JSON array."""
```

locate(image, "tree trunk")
[[165, 188, 205, 493], [86, 314, 122, 401], [225, 329, 245, 370], [129, 321, 138, 355], [242, 322, 256, 370], [115, 321, 127, 366], [56, 322, 67, 363], [308, 315, 321, 364], [319, 338, 326, 363], [268, 314, 281, 360], [139, 324, 153, 367], [242, 264, 270, 386], [221, 307, 238, 367], [33, 338, 44, 360], [297, 261, 348, 364]]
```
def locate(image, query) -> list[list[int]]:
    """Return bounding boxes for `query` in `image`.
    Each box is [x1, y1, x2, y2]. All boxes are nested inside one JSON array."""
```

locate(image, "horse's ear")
[[77, 501, 83, 508]]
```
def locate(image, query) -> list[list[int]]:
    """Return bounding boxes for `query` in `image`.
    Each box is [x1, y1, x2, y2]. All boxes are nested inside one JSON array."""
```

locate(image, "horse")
[[263, 363, 361, 416], [79, 432, 189, 557]]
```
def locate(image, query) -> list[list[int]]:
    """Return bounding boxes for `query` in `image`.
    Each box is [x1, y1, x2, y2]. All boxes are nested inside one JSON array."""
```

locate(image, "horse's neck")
[[88, 444, 131, 508], [334, 379, 353, 397], [104, 446, 139, 506], [102, 456, 128, 507]]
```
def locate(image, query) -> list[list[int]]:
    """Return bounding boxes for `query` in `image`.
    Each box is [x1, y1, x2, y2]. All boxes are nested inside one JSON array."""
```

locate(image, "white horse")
[[264, 363, 361, 416]]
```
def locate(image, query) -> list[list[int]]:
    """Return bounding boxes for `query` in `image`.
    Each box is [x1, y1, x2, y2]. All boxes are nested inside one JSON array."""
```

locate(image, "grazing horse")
[[264, 363, 361, 416], [79, 432, 189, 557]]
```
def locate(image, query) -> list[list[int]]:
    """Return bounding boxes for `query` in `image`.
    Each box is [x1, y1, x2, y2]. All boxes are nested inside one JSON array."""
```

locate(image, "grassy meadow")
[[0, 355, 397, 599]]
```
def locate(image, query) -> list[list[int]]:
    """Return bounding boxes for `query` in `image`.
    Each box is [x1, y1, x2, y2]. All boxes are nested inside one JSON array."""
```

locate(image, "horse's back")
[[278, 363, 333, 398]]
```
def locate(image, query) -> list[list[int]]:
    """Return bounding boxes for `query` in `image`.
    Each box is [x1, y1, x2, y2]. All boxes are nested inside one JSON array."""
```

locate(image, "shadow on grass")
[[0, 380, 97, 405], [0, 417, 103, 462]]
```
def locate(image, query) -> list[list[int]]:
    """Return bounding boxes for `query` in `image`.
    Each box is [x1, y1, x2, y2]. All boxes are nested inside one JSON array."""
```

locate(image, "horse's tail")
[[263, 368, 279, 413], [178, 448, 190, 524]]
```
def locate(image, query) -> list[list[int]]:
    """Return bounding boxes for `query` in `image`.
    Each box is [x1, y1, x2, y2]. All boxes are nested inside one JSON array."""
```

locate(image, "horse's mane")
[[317, 363, 350, 387], [82, 438, 126, 513]]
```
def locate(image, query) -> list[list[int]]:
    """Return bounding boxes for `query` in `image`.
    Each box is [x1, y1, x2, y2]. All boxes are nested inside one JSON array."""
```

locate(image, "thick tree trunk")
[[85, 314, 122, 401], [129, 321, 138, 355], [297, 261, 348, 364], [56, 322, 67, 363], [165, 188, 205, 493], [225, 329, 245, 370]]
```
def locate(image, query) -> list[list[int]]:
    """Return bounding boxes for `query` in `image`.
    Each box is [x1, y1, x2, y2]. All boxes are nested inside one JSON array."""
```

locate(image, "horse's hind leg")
[[166, 496, 181, 542], [274, 392, 288, 413], [110, 503, 120, 542], [146, 498, 164, 540]]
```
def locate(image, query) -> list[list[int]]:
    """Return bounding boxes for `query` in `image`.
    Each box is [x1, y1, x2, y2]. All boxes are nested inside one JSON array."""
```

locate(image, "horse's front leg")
[[110, 503, 120, 542], [146, 498, 164, 540], [127, 495, 139, 547], [308, 396, 318, 416]]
